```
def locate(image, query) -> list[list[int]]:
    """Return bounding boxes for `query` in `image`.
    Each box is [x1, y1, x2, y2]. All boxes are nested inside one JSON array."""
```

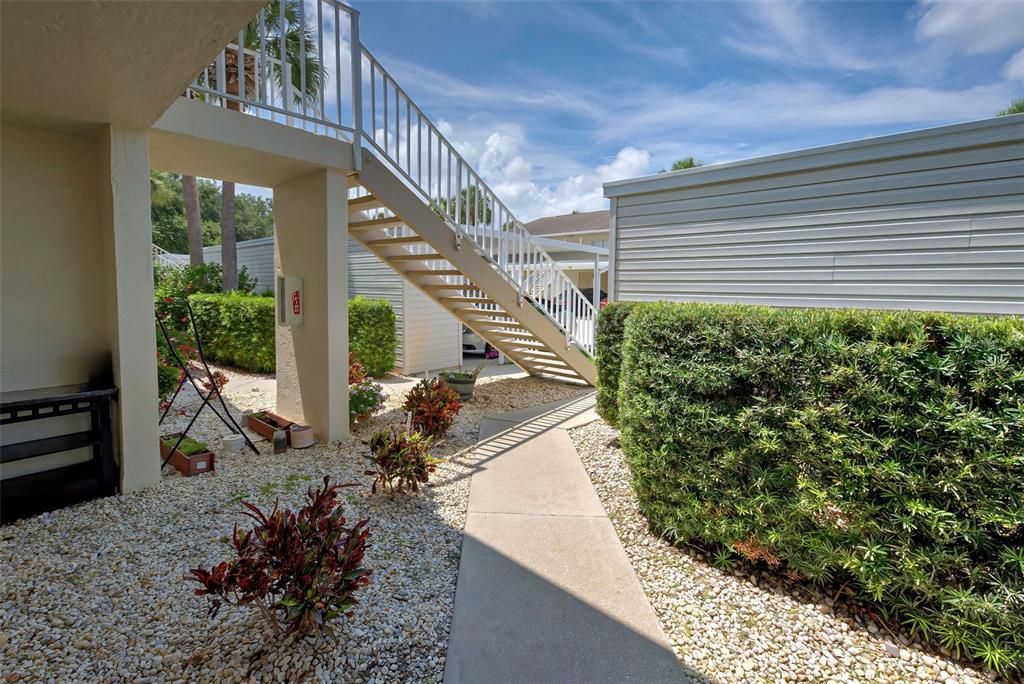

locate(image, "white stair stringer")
[[350, 153, 596, 385]]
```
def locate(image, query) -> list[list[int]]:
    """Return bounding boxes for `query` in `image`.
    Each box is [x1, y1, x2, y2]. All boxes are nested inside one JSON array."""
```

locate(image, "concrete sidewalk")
[[443, 394, 690, 683]]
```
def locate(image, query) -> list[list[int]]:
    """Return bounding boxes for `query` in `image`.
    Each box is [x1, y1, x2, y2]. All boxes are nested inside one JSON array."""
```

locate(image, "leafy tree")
[[434, 186, 493, 226], [148, 172, 273, 254], [996, 98, 1024, 116], [657, 157, 705, 174]]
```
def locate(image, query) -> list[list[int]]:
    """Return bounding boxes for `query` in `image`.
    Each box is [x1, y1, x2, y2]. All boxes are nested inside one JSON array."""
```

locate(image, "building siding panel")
[[606, 117, 1024, 315]]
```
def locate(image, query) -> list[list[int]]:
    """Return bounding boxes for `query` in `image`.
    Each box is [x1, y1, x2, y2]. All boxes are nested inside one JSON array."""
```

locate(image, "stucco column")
[[99, 125, 160, 493], [273, 169, 348, 441]]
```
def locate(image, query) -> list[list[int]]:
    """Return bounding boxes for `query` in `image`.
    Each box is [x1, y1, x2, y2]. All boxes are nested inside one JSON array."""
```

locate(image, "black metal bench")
[[1, 384, 118, 523]]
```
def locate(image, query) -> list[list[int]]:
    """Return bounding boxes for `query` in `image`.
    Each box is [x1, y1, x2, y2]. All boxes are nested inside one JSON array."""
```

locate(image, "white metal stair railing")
[[186, 0, 597, 356], [356, 47, 597, 355], [152, 244, 189, 268]]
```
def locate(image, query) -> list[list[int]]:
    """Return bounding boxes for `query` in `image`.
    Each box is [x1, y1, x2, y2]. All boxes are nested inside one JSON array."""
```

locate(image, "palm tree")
[[218, 0, 324, 290], [181, 175, 204, 265], [657, 157, 705, 174], [996, 98, 1024, 116]]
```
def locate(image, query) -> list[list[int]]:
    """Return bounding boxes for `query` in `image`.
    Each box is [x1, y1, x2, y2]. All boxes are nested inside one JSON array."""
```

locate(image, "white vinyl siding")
[[605, 116, 1024, 315], [203, 237, 275, 294], [402, 285, 461, 374]]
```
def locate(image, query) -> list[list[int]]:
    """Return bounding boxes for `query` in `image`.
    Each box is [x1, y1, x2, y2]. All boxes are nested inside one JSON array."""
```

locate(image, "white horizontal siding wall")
[[402, 283, 461, 374], [348, 239, 405, 370], [605, 115, 1024, 314], [203, 237, 275, 293]]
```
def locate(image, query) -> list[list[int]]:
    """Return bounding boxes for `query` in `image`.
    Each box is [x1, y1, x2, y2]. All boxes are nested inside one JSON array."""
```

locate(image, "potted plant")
[[350, 380, 386, 429], [160, 433, 215, 476], [439, 365, 482, 400], [247, 410, 295, 443]]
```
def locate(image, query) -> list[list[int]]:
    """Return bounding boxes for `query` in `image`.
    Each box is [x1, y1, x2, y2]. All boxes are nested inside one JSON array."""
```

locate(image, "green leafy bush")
[[157, 364, 181, 399], [595, 301, 640, 426], [615, 302, 1024, 676], [188, 293, 275, 372], [154, 263, 254, 330], [349, 297, 396, 377]]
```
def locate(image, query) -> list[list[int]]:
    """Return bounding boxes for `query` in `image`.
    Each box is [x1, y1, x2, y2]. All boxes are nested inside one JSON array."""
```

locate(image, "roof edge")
[[603, 114, 1024, 198]]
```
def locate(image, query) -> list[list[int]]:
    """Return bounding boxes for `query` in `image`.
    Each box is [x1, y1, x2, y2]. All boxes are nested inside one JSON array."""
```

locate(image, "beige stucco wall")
[[274, 170, 349, 442], [1, 123, 159, 491], [1, 124, 112, 391]]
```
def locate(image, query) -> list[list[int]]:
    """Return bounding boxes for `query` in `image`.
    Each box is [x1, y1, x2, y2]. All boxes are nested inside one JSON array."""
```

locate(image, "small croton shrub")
[[403, 378, 462, 437], [614, 302, 1024, 676], [188, 477, 372, 636], [365, 427, 436, 494], [349, 352, 369, 385]]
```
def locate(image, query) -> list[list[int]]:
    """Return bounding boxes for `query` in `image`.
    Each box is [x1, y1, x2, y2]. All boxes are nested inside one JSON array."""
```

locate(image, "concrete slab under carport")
[[444, 394, 691, 683]]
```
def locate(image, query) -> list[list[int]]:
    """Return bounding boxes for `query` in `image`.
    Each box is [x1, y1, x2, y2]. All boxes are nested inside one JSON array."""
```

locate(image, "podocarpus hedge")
[[595, 301, 640, 426], [349, 296, 396, 377], [189, 293, 276, 373], [614, 302, 1024, 676]]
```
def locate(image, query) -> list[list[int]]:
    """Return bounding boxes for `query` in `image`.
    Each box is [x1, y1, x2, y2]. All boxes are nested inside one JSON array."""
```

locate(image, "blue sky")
[[242, 0, 1024, 221]]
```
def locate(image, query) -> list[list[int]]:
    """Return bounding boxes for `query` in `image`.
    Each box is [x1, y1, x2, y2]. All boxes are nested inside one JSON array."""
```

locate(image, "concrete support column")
[[273, 170, 348, 441], [99, 125, 160, 493]]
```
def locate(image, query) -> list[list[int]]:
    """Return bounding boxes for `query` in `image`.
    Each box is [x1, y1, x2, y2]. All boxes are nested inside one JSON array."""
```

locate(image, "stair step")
[[526, 364, 581, 378], [351, 216, 404, 230], [504, 343, 555, 354], [488, 329, 536, 339], [405, 269, 464, 277], [511, 353, 569, 367], [472, 320, 526, 329], [348, 194, 384, 211], [421, 283, 476, 291], [367, 236, 425, 247], [441, 296, 497, 305], [388, 253, 446, 261]]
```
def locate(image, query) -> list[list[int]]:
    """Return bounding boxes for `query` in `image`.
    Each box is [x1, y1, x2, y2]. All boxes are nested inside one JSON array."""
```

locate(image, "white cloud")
[[725, 1, 880, 71], [1004, 48, 1024, 81], [915, 0, 1024, 54], [458, 126, 649, 220]]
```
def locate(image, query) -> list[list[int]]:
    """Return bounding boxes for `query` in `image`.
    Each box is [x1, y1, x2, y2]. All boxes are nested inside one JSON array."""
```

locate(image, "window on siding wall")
[[589, 239, 609, 248]]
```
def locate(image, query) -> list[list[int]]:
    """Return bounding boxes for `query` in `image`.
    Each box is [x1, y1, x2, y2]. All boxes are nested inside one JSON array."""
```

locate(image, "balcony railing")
[[188, 0, 597, 355]]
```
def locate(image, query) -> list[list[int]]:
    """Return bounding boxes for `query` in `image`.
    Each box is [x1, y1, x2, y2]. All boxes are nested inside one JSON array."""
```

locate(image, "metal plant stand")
[[157, 300, 258, 468]]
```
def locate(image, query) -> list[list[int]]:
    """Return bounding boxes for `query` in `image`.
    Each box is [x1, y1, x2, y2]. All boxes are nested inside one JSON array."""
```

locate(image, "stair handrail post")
[[349, 6, 363, 172]]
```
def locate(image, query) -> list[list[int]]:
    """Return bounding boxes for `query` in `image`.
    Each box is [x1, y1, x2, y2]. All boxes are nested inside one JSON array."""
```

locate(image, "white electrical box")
[[277, 275, 303, 327]]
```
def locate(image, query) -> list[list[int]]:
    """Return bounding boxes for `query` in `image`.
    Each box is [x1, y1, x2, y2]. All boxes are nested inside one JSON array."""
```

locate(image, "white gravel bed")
[[0, 365, 588, 683], [570, 420, 998, 684]]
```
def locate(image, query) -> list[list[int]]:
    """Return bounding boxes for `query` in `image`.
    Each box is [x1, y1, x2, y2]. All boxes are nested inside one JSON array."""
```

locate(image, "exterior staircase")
[[187, 0, 597, 384]]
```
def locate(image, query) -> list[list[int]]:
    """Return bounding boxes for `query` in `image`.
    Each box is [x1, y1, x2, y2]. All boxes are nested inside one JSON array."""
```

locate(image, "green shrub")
[[616, 302, 1024, 676], [188, 293, 275, 372], [157, 364, 181, 399], [595, 301, 640, 426], [349, 296, 396, 377], [154, 263, 254, 330]]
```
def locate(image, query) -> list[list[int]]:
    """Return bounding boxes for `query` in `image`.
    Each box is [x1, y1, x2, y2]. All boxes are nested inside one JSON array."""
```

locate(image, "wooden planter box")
[[247, 411, 295, 444], [160, 434, 215, 476]]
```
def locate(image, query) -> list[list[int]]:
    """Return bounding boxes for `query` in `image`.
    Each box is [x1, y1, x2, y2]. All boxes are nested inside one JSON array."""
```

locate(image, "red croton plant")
[[402, 377, 462, 437], [188, 477, 372, 637]]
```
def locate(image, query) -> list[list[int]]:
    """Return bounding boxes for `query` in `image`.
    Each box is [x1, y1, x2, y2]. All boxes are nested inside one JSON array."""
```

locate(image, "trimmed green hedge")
[[349, 296, 396, 377], [189, 293, 276, 373], [595, 301, 640, 426], [616, 302, 1024, 676]]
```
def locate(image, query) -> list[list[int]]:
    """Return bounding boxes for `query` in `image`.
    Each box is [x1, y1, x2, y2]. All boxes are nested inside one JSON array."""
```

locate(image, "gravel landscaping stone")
[[570, 419, 998, 684], [0, 364, 588, 683]]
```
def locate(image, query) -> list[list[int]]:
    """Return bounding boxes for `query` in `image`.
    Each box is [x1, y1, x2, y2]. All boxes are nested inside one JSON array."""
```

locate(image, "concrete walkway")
[[443, 393, 689, 683]]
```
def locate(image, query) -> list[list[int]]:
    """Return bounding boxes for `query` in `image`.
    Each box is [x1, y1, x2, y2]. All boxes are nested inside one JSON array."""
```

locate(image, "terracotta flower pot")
[[247, 410, 295, 444], [160, 433, 215, 476]]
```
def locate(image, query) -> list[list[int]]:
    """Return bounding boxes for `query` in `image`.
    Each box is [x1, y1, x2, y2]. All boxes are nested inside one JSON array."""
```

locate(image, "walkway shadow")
[[444, 531, 708, 684], [442, 392, 598, 486]]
